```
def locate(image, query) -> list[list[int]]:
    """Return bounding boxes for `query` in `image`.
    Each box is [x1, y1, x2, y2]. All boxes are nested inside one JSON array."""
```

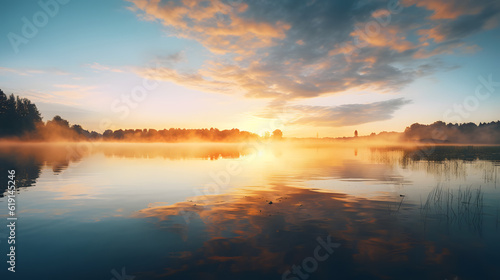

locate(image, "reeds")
[[420, 185, 484, 233]]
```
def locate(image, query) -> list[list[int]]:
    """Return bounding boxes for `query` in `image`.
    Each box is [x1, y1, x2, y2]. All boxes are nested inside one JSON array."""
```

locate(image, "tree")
[[48, 115, 70, 128], [71, 124, 84, 135], [0, 89, 42, 137], [272, 129, 283, 140], [103, 129, 113, 139], [354, 130, 358, 137]]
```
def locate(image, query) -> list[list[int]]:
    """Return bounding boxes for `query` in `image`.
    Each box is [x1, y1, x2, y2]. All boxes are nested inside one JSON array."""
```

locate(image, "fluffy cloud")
[[288, 98, 412, 127], [128, 0, 499, 126], [402, 0, 485, 20], [256, 98, 412, 127]]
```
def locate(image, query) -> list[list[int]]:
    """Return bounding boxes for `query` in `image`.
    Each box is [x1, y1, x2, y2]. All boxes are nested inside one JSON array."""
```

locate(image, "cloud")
[[402, 0, 484, 20], [126, 0, 497, 127], [128, 0, 290, 54], [159, 51, 186, 64], [257, 98, 412, 127], [128, 0, 498, 101], [290, 98, 412, 127], [0, 67, 29, 76], [53, 84, 82, 89], [86, 62, 125, 73], [8, 84, 99, 108], [0, 67, 69, 76]]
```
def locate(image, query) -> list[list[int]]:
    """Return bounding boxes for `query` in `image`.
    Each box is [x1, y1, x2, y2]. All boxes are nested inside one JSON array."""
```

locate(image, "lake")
[[0, 142, 499, 280]]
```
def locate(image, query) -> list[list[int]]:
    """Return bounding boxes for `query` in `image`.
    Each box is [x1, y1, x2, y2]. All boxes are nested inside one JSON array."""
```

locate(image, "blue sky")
[[1, 0, 499, 137]]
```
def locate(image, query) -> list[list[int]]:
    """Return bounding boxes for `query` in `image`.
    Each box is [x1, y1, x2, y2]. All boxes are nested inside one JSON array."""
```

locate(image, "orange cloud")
[[402, 0, 482, 19], [127, 0, 290, 55], [350, 26, 415, 52], [128, 0, 498, 106], [132, 184, 456, 279], [417, 27, 446, 43]]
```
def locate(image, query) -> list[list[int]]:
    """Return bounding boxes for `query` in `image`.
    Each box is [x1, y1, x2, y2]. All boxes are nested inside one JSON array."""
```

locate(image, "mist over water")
[[0, 142, 499, 279]]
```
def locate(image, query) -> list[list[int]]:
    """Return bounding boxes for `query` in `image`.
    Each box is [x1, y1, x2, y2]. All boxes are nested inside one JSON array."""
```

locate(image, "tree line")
[[0, 89, 42, 137], [0, 89, 283, 142], [403, 121, 500, 144], [2, 89, 499, 143]]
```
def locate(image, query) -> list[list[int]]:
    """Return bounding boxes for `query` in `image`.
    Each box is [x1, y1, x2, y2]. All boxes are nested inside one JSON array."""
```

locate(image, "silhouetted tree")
[[71, 124, 84, 135], [0, 89, 42, 137], [272, 129, 283, 140], [403, 121, 500, 144], [103, 129, 113, 139], [354, 130, 358, 137], [47, 115, 70, 128]]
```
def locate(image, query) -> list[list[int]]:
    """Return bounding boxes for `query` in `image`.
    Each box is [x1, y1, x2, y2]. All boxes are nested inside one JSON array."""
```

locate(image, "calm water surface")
[[0, 142, 499, 280]]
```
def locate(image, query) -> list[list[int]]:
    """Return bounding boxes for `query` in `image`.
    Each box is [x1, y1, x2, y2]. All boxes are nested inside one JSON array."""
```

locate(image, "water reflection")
[[134, 184, 498, 279], [0, 144, 78, 196], [420, 185, 484, 234], [370, 146, 500, 181], [0, 143, 251, 196], [372, 145, 500, 162], [2, 143, 499, 197], [0, 143, 499, 279], [98, 143, 252, 160]]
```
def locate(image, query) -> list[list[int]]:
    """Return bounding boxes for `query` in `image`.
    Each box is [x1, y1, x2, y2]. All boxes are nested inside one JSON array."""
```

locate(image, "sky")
[[1, 0, 500, 137]]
